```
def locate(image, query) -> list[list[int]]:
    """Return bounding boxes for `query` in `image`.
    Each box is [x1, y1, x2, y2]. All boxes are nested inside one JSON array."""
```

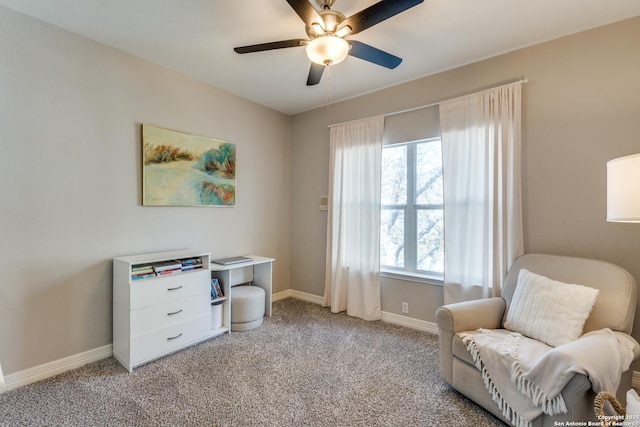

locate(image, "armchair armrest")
[[436, 297, 506, 383], [436, 297, 506, 334], [611, 331, 640, 361]]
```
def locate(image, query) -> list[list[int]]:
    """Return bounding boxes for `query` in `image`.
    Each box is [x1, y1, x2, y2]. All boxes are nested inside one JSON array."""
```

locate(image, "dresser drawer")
[[130, 314, 210, 367], [130, 270, 209, 310], [130, 293, 210, 336]]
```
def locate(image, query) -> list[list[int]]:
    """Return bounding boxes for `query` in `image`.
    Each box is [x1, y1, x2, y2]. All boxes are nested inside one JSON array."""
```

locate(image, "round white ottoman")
[[230, 285, 265, 332]]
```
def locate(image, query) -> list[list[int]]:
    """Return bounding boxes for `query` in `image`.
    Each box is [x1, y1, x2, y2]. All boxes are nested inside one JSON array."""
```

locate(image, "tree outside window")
[[381, 138, 444, 277]]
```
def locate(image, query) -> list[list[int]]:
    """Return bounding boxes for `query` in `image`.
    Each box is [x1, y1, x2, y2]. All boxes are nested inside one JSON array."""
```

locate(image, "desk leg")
[[253, 262, 273, 317]]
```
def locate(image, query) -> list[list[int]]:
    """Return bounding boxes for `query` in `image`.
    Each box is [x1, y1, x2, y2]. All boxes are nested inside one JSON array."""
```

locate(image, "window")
[[380, 138, 444, 279]]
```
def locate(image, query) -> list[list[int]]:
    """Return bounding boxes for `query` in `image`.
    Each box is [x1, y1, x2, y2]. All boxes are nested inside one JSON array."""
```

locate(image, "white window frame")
[[380, 137, 444, 285]]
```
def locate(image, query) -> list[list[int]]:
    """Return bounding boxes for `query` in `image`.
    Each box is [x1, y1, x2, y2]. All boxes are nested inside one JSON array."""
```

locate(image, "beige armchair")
[[436, 254, 640, 426]]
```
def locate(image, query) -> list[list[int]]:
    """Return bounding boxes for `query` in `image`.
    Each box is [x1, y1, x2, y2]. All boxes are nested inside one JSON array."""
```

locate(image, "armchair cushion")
[[504, 269, 599, 347]]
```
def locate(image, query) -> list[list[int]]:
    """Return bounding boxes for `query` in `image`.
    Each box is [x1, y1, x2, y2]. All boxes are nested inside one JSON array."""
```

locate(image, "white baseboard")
[[273, 289, 324, 305], [279, 290, 439, 334], [0, 344, 112, 393], [380, 311, 439, 334], [271, 289, 293, 302]]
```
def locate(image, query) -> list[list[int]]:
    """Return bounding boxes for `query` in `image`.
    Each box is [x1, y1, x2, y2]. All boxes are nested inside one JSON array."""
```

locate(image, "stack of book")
[[131, 256, 204, 281], [181, 257, 203, 271], [153, 260, 182, 276], [131, 264, 155, 281], [211, 278, 224, 300]]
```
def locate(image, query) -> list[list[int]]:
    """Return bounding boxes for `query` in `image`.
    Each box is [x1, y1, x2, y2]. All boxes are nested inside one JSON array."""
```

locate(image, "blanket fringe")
[[511, 363, 568, 415], [462, 334, 533, 427], [480, 365, 533, 427]]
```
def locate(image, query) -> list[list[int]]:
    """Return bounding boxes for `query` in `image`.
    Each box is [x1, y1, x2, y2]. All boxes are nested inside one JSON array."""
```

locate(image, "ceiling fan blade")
[[342, 0, 424, 35], [286, 0, 324, 28], [348, 40, 402, 69], [234, 39, 307, 54], [306, 63, 325, 86]]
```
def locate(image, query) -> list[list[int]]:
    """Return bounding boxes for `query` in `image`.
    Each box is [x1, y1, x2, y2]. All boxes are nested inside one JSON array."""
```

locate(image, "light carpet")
[[0, 298, 505, 426]]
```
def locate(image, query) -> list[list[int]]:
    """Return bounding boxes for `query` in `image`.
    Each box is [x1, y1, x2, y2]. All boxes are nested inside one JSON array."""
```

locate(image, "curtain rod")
[[384, 78, 528, 118], [328, 78, 528, 127]]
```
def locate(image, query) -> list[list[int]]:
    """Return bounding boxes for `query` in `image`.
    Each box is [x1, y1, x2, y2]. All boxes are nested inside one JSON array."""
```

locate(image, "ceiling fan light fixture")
[[306, 35, 349, 66]]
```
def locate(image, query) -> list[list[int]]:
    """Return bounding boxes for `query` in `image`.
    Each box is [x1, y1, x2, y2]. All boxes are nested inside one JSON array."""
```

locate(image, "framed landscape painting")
[[142, 124, 236, 206]]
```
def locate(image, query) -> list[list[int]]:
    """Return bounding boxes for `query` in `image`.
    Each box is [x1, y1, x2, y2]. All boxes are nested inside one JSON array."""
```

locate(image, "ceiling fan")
[[233, 0, 424, 86]]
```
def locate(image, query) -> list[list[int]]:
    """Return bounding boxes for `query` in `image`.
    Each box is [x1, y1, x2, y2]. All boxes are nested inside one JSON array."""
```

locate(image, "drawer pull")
[[167, 309, 183, 316], [167, 285, 183, 291], [167, 333, 183, 341]]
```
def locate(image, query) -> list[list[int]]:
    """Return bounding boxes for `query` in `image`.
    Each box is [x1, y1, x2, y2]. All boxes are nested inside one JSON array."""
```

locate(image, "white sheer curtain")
[[440, 82, 524, 304], [324, 116, 384, 320]]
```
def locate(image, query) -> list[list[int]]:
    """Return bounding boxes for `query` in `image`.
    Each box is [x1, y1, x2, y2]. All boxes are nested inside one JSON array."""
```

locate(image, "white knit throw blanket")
[[459, 328, 637, 427]]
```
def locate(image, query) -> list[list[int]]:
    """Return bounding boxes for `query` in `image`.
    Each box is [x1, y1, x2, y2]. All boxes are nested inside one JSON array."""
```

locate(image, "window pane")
[[381, 209, 404, 268], [381, 145, 407, 205], [416, 141, 443, 205], [417, 209, 444, 273]]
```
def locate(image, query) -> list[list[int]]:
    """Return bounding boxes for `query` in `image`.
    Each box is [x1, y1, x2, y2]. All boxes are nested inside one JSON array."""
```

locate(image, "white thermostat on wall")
[[320, 195, 328, 211]]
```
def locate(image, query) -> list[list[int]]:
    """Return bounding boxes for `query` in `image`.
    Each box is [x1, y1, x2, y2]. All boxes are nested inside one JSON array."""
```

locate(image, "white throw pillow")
[[504, 268, 599, 347]]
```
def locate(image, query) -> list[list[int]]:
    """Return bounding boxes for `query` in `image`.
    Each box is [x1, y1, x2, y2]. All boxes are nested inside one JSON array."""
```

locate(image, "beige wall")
[[0, 7, 291, 375], [290, 17, 640, 337], [1, 6, 638, 377]]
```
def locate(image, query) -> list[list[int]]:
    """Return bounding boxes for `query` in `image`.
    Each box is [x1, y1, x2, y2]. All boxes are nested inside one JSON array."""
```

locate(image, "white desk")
[[210, 255, 274, 325]]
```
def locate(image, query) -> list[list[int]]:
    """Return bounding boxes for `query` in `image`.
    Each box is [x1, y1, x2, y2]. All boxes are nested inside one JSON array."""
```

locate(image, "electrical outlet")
[[402, 302, 409, 313]]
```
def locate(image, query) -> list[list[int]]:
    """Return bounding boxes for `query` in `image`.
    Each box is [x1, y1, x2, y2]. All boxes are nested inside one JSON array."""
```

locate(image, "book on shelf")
[[215, 279, 224, 297], [131, 272, 156, 280], [156, 268, 181, 276], [181, 257, 202, 267], [181, 256, 203, 271], [153, 260, 182, 273], [211, 278, 224, 300], [132, 265, 154, 274]]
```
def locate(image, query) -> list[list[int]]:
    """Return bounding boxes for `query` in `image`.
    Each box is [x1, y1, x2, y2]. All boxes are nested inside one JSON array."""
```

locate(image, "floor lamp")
[[607, 153, 640, 414], [607, 154, 640, 223]]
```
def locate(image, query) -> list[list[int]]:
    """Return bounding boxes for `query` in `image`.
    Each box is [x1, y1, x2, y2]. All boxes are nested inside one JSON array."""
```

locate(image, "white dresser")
[[113, 249, 214, 372]]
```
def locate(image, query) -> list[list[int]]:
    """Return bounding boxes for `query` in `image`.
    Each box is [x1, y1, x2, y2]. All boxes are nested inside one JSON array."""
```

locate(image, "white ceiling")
[[1, 0, 639, 115]]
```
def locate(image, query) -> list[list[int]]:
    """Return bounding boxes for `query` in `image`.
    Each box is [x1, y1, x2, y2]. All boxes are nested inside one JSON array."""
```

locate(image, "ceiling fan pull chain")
[[325, 65, 332, 110]]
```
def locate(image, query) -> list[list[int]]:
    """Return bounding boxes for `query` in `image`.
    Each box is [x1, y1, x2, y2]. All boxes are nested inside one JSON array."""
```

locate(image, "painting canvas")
[[142, 124, 235, 206]]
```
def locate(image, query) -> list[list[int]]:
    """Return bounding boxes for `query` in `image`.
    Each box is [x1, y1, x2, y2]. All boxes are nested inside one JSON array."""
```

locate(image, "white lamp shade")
[[306, 36, 349, 66], [607, 153, 640, 222]]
